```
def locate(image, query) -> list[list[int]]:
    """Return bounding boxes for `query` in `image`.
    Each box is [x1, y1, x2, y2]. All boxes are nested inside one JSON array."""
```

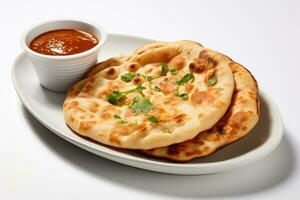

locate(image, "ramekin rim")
[[20, 18, 107, 60]]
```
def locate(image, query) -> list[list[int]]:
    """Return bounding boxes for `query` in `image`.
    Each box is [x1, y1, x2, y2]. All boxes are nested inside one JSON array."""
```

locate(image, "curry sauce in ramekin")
[[29, 29, 98, 56]]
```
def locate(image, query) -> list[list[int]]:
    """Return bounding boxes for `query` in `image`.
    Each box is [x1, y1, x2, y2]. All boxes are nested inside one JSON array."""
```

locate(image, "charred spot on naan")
[[172, 113, 187, 124], [111, 124, 131, 135], [185, 83, 194, 93], [184, 149, 204, 157], [96, 105, 118, 121], [132, 76, 145, 85], [86, 57, 123, 78], [78, 121, 97, 133], [69, 116, 75, 123], [189, 62, 204, 74], [86, 101, 101, 113], [189, 50, 219, 73], [101, 67, 119, 80], [168, 55, 186, 70], [79, 82, 96, 97], [100, 112, 113, 120], [108, 124, 131, 145], [228, 111, 252, 130], [109, 132, 122, 145], [126, 62, 140, 72], [191, 88, 222, 106], [64, 101, 79, 109], [248, 91, 256, 100], [159, 76, 177, 95], [167, 143, 187, 156], [236, 96, 248, 104]]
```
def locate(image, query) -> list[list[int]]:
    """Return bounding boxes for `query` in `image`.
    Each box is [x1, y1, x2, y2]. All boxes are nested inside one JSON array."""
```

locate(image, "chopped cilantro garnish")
[[121, 72, 135, 82], [176, 72, 195, 85], [153, 85, 161, 92], [176, 92, 189, 100], [131, 84, 146, 93], [148, 116, 159, 123], [139, 64, 169, 83], [113, 115, 127, 124], [160, 64, 169, 75], [129, 95, 154, 114], [107, 91, 126, 105], [113, 115, 121, 119], [106, 85, 146, 105], [140, 74, 154, 82], [170, 69, 178, 75], [146, 76, 153, 81], [175, 86, 189, 100], [208, 75, 218, 86], [164, 77, 168, 81]]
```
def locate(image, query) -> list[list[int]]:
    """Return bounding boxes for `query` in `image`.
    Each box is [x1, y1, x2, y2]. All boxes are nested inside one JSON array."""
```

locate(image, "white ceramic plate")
[[12, 33, 283, 175]]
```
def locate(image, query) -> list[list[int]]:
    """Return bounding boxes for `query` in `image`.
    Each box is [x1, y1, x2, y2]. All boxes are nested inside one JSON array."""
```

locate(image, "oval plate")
[[12, 33, 283, 175]]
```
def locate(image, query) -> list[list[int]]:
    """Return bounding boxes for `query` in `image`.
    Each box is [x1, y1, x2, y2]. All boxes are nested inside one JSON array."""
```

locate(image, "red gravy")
[[29, 29, 98, 56]]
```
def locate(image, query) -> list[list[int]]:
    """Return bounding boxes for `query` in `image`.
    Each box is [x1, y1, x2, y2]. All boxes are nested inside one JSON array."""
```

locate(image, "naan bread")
[[143, 62, 260, 161], [63, 41, 235, 149]]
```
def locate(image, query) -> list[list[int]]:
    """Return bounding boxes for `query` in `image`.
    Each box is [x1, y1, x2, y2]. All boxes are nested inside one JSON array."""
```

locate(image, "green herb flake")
[[146, 76, 153, 81], [148, 116, 159, 123], [106, 85, 145, 105], [113, 115, 127, 124], [153, 86, 161, 92], [164, 77, 168, 81], [170, 69, 178, 75], [107, 91, 126, 105], [176, 72, 195, 85], [160, 64, 169, 75], [113, 115, 121, 119], [133, 84, 146, 93], [120, 72, 135, 82], [208, 76, 218, 86], [129, 95, 154, 114], [176, 92, 189, 100]]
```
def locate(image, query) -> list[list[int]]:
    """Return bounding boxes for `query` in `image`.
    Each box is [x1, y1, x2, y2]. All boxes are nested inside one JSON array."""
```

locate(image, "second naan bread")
[[143, 62, 260, 161]]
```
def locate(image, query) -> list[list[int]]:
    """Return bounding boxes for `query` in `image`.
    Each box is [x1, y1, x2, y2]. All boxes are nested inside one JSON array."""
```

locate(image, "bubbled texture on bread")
[[63, 41, 235, 149]]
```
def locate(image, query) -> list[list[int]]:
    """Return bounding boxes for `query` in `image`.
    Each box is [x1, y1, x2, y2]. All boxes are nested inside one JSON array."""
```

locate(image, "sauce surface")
[[29, 29, 98, 56]]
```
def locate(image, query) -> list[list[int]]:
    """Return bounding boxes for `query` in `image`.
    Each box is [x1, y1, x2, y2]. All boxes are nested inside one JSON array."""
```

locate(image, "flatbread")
[[63, 41, 235, 149], [143, 62, 260, 161]]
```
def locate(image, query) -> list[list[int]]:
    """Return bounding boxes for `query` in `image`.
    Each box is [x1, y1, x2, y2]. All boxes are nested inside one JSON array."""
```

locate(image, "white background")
[[1, 0, 299, 199]]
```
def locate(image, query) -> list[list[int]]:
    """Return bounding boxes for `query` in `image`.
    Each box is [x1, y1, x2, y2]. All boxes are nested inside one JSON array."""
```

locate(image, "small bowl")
[[20, 18, 107, 92]]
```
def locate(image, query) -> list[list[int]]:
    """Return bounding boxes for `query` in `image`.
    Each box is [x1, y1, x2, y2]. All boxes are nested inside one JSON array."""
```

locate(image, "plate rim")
[[11, 33, 284, 174]]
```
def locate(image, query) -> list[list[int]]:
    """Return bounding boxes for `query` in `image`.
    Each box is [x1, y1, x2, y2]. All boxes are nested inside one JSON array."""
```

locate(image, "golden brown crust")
[[143, 62, 260, 161]]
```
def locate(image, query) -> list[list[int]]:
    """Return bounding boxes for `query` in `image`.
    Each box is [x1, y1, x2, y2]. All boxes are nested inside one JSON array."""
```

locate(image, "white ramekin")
[[20, 18, 107, 92]]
